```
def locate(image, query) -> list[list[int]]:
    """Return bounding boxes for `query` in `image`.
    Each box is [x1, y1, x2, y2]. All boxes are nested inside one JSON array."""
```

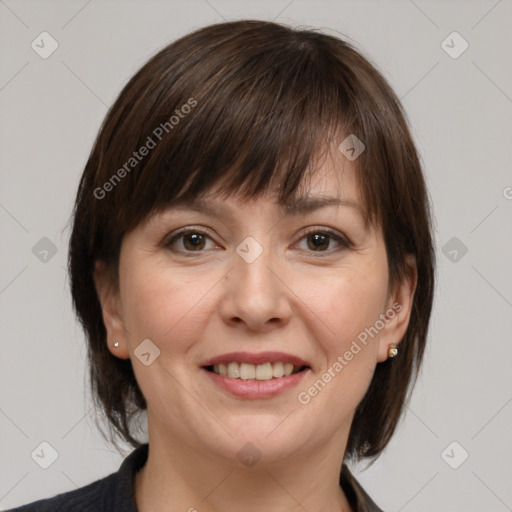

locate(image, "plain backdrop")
[[1, 1, 511, 510]]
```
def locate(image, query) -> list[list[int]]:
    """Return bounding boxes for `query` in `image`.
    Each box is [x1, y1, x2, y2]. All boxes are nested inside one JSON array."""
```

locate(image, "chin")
[[203, 417, 313, 466]]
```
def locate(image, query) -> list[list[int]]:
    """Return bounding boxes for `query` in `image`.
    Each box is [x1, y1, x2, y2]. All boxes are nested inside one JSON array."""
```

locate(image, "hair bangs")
[[115, 32, 355, 233]]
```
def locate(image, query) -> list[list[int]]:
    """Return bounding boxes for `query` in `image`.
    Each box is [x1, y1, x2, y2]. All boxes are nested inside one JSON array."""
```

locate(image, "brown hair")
[[68, 19, 435, 461]]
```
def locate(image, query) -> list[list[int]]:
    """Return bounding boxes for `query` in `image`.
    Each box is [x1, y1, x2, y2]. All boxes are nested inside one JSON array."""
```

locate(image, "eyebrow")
[[281, 195, 363, 216], [166, 194, 365, 220]]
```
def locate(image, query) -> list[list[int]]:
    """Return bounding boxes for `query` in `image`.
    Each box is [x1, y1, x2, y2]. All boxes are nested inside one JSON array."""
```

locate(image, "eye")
[[164, 227, 351, 256], [165, 228, 219, 254], [295, 228, 350, 254]]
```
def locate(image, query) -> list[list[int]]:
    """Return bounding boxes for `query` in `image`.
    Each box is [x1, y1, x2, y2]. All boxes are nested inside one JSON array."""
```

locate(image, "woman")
[[10, 19, 435, 512]]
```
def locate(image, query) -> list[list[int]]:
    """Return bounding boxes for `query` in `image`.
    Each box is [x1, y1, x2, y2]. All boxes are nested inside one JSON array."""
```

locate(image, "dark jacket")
[[7, 444, 384, 511]]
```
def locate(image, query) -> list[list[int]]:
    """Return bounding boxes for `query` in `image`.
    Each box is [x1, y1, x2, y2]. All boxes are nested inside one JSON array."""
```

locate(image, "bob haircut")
[[68, 19, 435, 462]]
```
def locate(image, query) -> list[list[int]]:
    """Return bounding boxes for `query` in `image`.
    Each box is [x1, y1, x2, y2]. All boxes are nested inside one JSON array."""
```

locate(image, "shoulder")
[[340, 464, 385, 512], [5, 444, 148, 512], [5, 473, 116, 512]]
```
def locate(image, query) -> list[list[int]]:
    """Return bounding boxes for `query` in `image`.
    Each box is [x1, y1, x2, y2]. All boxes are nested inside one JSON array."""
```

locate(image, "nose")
[[219, 238, 293, 333]]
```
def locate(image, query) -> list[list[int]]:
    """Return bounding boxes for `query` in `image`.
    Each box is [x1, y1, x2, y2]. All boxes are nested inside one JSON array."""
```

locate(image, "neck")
[[135, 419, 353, 512]]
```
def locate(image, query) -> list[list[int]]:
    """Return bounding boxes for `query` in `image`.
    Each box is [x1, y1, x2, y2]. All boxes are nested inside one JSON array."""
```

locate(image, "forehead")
[[208, 150, 360, 212], [175, 149, 361, 213], [138, 149, 370, 234]]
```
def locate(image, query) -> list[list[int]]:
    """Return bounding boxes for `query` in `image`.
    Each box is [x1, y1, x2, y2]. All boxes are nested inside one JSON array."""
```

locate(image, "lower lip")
[[202, 368, 310, 399]]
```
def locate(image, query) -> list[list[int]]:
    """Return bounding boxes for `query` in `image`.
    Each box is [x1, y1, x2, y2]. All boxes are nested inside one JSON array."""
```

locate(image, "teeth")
[[240, 363, 256, 380], [227, 362, 240, 378], [272, 361, 284, 378], [256, 362, 273, 381], [283, 363, 294, 376], [213, 362, 303, 380]]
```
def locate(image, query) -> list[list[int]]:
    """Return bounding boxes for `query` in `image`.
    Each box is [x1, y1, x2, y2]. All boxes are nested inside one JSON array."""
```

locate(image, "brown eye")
[[297, 228, 350, 254], [182, 232, 206, 251], [306, 233, 330, 251], [166, 229, 217, 254]]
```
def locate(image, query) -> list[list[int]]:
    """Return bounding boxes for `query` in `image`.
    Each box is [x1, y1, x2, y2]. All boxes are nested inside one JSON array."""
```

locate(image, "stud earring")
[[113, 341, 119, 348], [388, 344, 398, 358]]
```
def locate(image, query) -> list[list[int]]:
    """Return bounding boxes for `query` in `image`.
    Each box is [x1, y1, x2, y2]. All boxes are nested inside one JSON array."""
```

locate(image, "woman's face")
[[98, 150, 415, 465]]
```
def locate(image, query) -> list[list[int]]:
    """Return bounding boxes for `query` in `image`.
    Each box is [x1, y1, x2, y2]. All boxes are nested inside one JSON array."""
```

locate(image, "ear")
[[376, 254, 418, 362], [93, 260, 130, 359]]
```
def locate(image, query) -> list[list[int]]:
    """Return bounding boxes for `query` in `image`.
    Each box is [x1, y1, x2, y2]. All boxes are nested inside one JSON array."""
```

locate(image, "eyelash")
[[164, 226, 351, 257]]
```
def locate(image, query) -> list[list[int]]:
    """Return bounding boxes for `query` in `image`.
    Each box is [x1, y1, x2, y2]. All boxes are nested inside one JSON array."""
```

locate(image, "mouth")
[[200, 351, 311, 399], [203, 362, 309, 380]]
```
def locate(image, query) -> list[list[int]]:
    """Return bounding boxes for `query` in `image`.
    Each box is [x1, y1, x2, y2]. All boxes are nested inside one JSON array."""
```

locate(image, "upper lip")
[[201, 351, 310, 368]]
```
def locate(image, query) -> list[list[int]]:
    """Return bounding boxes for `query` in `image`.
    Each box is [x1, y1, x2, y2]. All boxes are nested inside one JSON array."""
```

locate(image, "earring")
[[388, 344, 398, 358], [113, 341, 119, 348]]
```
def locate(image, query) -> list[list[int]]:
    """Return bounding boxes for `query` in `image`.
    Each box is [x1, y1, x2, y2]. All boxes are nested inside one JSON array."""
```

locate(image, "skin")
[[95, 148, 417, 512]]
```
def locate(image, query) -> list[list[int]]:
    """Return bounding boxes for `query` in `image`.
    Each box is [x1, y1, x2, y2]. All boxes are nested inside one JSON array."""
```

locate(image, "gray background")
[[1, 0, 511, 510]]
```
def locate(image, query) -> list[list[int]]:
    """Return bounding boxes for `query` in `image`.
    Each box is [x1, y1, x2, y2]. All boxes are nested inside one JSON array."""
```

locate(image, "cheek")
[[117, 259, 220, 424], [119, 259, 216, 353], [298, 260, 389, 350], [293, 261, 389, 417]]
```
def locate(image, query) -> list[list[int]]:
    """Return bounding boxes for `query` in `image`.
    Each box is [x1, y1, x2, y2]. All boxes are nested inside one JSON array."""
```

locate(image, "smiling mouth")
[[204, 362, 309, 381]]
